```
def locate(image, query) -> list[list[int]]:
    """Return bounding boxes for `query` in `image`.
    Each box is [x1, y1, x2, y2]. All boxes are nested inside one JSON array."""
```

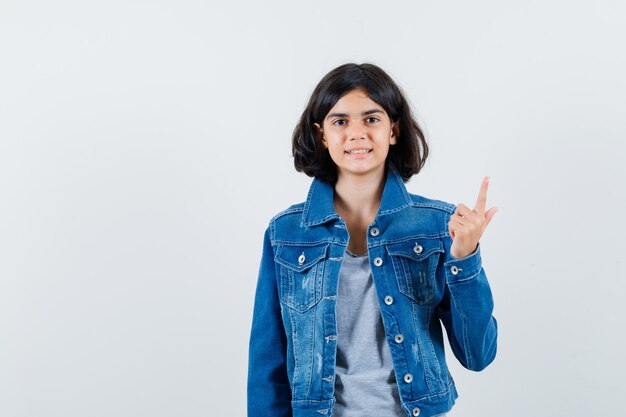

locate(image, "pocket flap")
[[275, 243, 329, 272], [386, 239, 444, 262]]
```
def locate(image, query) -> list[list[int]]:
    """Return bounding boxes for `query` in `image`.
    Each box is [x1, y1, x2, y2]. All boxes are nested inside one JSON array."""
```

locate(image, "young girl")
[[248, 63, 498, 417]]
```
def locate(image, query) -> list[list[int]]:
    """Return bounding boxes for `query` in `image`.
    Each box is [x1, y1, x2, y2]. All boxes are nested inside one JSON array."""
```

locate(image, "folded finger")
[[450, 213, 467, 226]]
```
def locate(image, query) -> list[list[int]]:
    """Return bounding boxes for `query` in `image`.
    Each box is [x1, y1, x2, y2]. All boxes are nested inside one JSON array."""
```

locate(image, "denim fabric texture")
[[247, 162, 498, 417]]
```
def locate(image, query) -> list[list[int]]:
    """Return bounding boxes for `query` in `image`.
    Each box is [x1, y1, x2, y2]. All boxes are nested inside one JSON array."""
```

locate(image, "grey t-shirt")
[[334, 249, 448, 417], [334, 249, 407, 417]]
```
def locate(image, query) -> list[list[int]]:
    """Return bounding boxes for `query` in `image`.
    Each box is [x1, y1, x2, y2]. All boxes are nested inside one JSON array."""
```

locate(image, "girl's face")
[[315, 88, 398, 182]]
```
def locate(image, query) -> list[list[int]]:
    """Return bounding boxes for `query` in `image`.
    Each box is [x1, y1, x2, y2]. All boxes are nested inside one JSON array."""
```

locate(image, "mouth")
[[345, 149, 372, 155]]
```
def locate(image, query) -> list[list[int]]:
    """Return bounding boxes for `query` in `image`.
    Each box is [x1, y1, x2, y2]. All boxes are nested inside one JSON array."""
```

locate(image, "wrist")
[[451, 242, 478, 260]]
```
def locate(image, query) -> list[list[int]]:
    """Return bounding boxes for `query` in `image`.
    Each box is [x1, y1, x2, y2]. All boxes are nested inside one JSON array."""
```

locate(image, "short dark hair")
[[292, 63, 429, 184]]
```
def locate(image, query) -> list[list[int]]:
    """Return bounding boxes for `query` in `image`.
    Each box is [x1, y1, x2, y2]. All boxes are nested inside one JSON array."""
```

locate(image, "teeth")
[[348, 149, 369, 154]]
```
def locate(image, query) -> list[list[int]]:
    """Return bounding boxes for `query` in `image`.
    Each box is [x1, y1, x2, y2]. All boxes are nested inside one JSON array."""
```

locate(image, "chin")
[[336, 163, 386, 178]]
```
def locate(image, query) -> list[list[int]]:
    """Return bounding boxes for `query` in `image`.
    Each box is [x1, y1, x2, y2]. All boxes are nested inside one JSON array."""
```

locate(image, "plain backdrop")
[[1, 1, 625, 416]]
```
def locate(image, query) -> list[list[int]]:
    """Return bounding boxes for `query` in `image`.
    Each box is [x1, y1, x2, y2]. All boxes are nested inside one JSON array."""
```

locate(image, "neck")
[[333, 167, 386, 223]]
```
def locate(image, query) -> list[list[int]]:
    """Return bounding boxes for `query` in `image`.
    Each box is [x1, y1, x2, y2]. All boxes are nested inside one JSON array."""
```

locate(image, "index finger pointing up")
[[474, 176, 490, 215]]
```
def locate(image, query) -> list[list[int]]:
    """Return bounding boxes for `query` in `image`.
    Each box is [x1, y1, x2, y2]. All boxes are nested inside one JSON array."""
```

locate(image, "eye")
[[332, 119, 346, 126], [366, 117, 380, 123]]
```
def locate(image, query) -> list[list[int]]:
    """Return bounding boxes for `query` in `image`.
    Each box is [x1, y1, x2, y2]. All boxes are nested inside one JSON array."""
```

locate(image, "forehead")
[[327, 89, 385, 114]]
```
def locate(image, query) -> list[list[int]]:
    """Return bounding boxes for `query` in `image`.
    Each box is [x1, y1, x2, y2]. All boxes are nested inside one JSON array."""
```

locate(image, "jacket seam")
[[447, 269, 482, 284], [271, 206, 305, 223], [449, 284, 474, 370], [462, 315, 474, 370], [408, 200, 456, 213], [272, 238, 346, 246], [407, 379, 456, 402], [371, 233, 448, 246]]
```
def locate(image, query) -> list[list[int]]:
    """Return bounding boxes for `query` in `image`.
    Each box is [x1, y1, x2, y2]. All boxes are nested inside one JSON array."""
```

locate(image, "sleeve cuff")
[[444, 242, 483, 284]]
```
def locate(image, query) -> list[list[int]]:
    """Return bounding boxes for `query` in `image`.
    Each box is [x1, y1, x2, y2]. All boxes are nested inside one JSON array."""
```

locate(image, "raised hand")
[[448, 176, 498, 259]]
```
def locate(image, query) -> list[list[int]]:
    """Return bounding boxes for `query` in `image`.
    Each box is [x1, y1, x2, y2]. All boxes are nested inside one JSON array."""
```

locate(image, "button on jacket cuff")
[[444, 242, 483, 284]]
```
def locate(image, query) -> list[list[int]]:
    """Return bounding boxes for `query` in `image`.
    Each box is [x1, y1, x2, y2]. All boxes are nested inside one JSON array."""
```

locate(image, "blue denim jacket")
[[248, 163, 497, 417]]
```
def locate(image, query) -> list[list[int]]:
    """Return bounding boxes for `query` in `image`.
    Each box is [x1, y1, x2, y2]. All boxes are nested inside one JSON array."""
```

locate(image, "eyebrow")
[[325, 109, 384, 119]]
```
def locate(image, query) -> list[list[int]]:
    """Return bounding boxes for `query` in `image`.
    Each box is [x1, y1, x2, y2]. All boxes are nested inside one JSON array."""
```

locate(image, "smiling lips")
[[345, 148, 372, 155]]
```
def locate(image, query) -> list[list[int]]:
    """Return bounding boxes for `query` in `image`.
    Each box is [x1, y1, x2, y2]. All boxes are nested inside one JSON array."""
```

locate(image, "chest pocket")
[[275, 243, 328, 312], [387, 239, 444, 305]]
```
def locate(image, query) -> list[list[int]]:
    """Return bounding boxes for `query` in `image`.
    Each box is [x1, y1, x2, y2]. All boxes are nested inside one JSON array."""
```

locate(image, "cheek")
[[326, 145, 345, 162], [329, 147, 343, 159], [325, 137, 343, 150]]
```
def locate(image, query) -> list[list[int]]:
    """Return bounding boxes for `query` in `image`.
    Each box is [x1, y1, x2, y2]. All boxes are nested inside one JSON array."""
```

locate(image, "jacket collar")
[[300, 162, 413, 228]]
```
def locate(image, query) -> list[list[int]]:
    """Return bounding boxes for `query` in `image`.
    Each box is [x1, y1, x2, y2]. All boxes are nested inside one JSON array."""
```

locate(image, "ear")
[[314, 122, 327, 148], [390, 121, 399, 145]]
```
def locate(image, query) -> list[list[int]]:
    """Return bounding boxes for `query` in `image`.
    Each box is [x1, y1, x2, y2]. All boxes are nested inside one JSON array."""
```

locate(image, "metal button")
[[394, 334, 404, 343], [384, 295, 394, 305], [370, 227, 380, 237], [450, 265, 459, 275], [413, 243, 423, 254], [412, 407, 421, 416], [374, 257, 383, 266], [403, 373, 413, 383], [298, 252, 306, 265]]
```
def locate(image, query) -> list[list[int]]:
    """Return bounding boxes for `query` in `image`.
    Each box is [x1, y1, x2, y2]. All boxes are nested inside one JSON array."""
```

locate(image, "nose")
[[346, 121, 367, 141]]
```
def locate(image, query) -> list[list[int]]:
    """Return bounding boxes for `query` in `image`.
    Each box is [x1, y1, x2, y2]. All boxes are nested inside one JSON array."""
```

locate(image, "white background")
[[1, 1, 625, 416]]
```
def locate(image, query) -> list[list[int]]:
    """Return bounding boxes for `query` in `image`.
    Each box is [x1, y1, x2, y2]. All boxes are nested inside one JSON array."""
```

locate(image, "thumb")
[[448, 222, 456, 239], [484, 207, 498, 228]]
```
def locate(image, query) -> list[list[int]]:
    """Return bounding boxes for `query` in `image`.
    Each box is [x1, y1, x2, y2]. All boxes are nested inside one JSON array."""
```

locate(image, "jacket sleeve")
[[247, 224, 292, 416], [436, 230, 498, 372]]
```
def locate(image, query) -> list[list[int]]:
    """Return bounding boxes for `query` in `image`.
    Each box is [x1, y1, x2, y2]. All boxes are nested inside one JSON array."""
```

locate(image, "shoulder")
[[269, 202, 306, 223], [382, 193, 455, 239], [399, 193, 457, 238], [263, 202, 306, 242], [406, 192, 457, 215]]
